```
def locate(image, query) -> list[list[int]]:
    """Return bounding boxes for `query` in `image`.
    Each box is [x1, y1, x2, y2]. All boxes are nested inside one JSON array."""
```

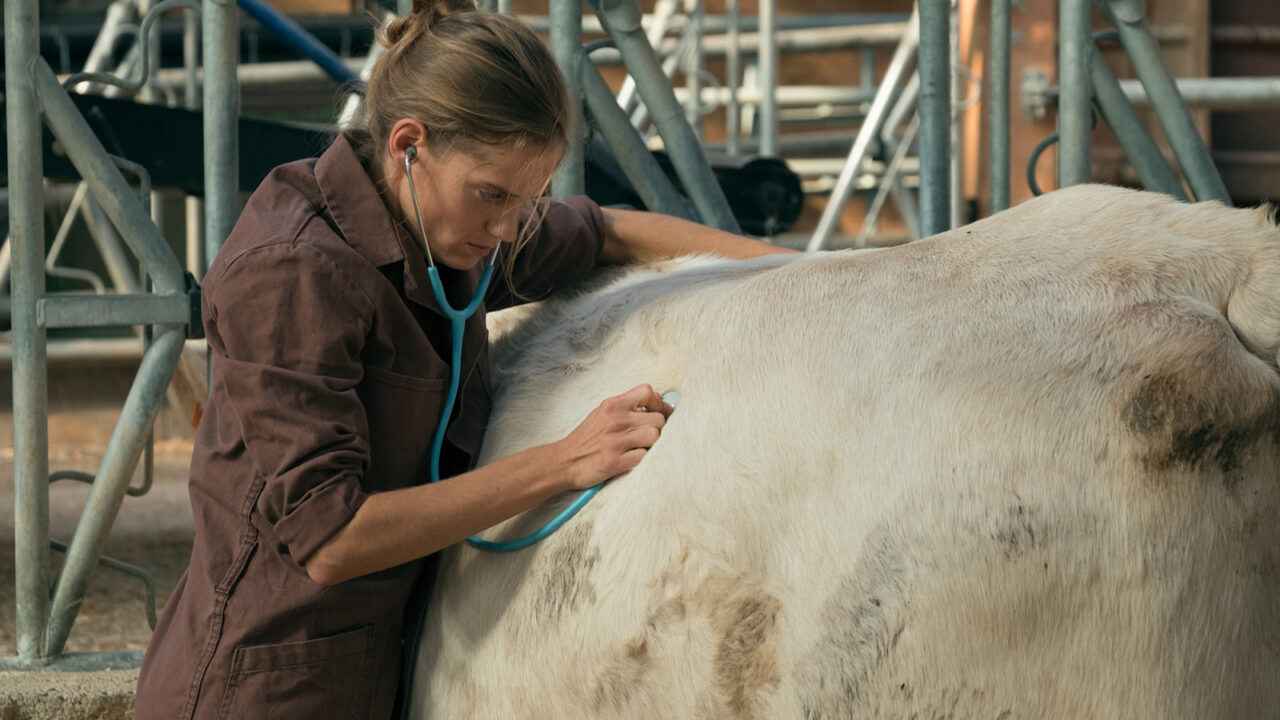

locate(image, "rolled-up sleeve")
[[207, 239, 376, 565], [486, 195, 606, 309]]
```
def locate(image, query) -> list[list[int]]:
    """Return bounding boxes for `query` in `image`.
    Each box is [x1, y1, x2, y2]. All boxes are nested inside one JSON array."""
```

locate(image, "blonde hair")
[[359, 0, 571, 292]]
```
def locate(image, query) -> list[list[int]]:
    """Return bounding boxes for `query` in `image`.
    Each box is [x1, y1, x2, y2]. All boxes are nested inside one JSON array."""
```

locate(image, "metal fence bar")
[[39, 294, 192, 329], [205, 0, 240, 266], [726, 0, 741, 155], [236, 0, 359, 86], [1058, 0, 1092, 187], [948, 1, 963, 229], [34, 61, 185, 293], [807, 7, 918, 252], [5, 0, 53, 667], [918, 0, 950, 237], [1118, 77, 1280, 110], [580, 57, 692, 218], [551, 0, 586, 198], [989, 0, 1011, 212], [1103, 0, 1229, 203], [1089, 49, 1188, 200], [757, 0, 779, 156], [45, 326, 185, 655], [592, 0, 741, 233]]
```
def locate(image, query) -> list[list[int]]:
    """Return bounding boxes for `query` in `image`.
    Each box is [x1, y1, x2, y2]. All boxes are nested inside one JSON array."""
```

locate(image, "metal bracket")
[[1021, 67, 1054, 120]]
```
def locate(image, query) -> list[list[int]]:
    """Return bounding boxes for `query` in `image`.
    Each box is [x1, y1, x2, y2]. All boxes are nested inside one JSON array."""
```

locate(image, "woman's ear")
[[387, 118, 428, 168]]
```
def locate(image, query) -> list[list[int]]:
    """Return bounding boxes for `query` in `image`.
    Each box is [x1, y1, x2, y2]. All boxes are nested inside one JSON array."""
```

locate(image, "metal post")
[[185, 5, 206, 277], [1102, 0, 1229, 203], [989, 0, 1011, 212], [948, 0, 963, 228], [550, 0, 585, 198], [204, 0, 240, 266], [5, 0, 52, 666], [1089, 50, 1188, 201], [593, 0, 741, 233], [44, 327, 185, 654], [580, 57, 691, 218], [686, 0, 704, 139], [807, 8, 919, 251], [725, 0, 741, 155], [1058, 0, 1091, 187], [918, 0, 951, 237], [757, 0, 779, 156]]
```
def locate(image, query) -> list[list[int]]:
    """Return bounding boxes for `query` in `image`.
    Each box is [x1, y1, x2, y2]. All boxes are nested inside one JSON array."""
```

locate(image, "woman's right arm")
[[303, 384, 672, 586]]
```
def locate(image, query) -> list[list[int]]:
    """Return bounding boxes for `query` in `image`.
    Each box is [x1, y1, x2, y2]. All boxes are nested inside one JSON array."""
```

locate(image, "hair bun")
[[383, 0, 475, 46]]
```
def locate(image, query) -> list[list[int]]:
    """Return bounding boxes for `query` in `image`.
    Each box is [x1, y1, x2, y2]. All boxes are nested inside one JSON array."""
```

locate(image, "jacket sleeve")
[[206, 239, 376, 566], [485, 195, 607, 310]]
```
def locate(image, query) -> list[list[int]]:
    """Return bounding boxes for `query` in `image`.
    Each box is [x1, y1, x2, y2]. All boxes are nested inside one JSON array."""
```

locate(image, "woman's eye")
[[480, 190, 507, 202]]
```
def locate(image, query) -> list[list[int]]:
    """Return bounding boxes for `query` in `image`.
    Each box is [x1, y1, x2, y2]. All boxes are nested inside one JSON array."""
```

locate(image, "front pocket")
[[217, 625, 375, 720], [358, 364, 446, 491]]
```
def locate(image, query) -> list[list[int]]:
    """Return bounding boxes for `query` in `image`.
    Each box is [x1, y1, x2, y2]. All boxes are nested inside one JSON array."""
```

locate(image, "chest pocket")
[[357, 364, 444, 491]]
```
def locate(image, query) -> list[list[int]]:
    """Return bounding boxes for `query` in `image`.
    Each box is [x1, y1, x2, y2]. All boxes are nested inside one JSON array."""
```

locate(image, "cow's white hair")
[[409, 184, 1280, 719]]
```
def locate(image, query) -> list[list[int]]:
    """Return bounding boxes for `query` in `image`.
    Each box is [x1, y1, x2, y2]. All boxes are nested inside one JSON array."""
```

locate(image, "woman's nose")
[[486, 210, 518, 242]]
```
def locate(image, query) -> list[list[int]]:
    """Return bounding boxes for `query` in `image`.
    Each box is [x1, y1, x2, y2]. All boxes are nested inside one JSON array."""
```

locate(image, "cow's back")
[[409, 185, 1280, 719]]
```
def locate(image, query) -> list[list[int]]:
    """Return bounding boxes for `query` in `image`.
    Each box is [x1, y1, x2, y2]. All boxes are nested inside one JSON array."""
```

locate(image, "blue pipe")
[[235, 0, 360, 87]]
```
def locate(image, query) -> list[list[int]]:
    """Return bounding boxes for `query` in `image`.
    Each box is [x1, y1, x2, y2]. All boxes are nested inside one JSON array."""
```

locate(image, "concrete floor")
[[0, 440, 197, 718]]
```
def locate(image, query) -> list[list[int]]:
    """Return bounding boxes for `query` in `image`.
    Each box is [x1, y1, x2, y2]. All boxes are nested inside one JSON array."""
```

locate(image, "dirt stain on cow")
[[534, 522, 599, 623], [1126, 372, 1280, 481], [992, 502, 1047, 559], [714, 592, 782, 720]]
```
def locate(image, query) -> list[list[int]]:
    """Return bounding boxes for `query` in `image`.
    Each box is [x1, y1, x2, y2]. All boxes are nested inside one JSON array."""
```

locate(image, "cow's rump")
[[409, 185, 1280, 719]]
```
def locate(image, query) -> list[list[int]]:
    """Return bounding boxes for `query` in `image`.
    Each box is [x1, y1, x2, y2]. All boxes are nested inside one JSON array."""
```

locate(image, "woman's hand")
[[552, 384, 674, 490]]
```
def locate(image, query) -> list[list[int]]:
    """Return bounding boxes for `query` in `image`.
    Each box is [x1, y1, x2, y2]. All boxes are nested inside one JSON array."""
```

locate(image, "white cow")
[[409, 185, 1280, 719]]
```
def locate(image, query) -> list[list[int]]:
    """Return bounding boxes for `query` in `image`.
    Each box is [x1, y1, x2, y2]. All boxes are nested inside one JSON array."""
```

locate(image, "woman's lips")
[[467, 243, 496, 257]]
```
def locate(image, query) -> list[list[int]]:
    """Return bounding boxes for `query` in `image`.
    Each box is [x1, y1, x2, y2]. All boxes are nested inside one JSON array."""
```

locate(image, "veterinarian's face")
[[402, 141, 561, 271]]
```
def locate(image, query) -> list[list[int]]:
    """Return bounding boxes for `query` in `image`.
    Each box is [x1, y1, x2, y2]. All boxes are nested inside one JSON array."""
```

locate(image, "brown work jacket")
[[134, 132, 605, 720]]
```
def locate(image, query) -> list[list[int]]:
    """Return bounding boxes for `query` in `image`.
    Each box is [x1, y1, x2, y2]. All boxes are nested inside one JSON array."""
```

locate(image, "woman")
[[134, 1, 791, 717]]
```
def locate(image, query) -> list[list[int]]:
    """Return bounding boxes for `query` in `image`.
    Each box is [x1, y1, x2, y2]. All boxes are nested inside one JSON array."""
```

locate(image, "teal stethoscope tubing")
[[404, 146, 601, 552]]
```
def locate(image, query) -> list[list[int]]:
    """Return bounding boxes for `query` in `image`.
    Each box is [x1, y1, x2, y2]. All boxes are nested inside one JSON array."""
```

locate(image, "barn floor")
[[0, 439, 197, 719]]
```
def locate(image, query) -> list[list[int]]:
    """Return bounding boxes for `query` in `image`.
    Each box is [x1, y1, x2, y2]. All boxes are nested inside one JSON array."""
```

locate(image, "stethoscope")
[[403, 145, 601, 552]]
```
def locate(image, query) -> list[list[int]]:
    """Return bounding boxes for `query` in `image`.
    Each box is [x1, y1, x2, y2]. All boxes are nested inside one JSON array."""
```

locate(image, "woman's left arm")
[[599, 207, 800, 264]]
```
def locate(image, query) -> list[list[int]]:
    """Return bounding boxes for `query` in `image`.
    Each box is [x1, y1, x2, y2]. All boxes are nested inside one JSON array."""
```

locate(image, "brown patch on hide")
[[992, 502, 1046, 559], [534, 522, 599, 622], [592, 635, 653, 711], [1126, 372, 1280, 480], [714, 593, 782, 719]]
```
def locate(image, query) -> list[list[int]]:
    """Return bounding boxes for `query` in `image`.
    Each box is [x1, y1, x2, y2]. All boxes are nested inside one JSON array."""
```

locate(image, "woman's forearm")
[[304, 443, 569, 585], [599, 207, 799, 264]]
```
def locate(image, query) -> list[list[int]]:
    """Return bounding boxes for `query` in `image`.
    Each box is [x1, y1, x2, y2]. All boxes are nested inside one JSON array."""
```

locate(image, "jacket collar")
[[315, 132, 489, 320]]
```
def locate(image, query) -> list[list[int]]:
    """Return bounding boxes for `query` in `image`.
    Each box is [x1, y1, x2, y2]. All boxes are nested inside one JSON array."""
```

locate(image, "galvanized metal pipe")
[[616, 0, 677, 119], [948, 1, 963, 229], [1058, 0, 1092, 187], [757, 0, 779, 156], [1089, 50, 1188, 201], [38, 294, 192, 330], [686, 0, 705, 139], [1103, 0, 1228, 202], [44, 326, 185, 656], [550, 0, 586, 198], [185, 6, 205, 278], [1117, 77, 1280, 110], [34, 61, 185, 294], [204, 0, 240, 265], [580, 56, 691, 218], [918, 0, 951, 237], [593, 0, 740, 232], [808, 7, 918, 251], [5, 0, 52, 666], [989, 0, 1011, 212], [725, 0, 741, 155], [70, 0, 135, 94]]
